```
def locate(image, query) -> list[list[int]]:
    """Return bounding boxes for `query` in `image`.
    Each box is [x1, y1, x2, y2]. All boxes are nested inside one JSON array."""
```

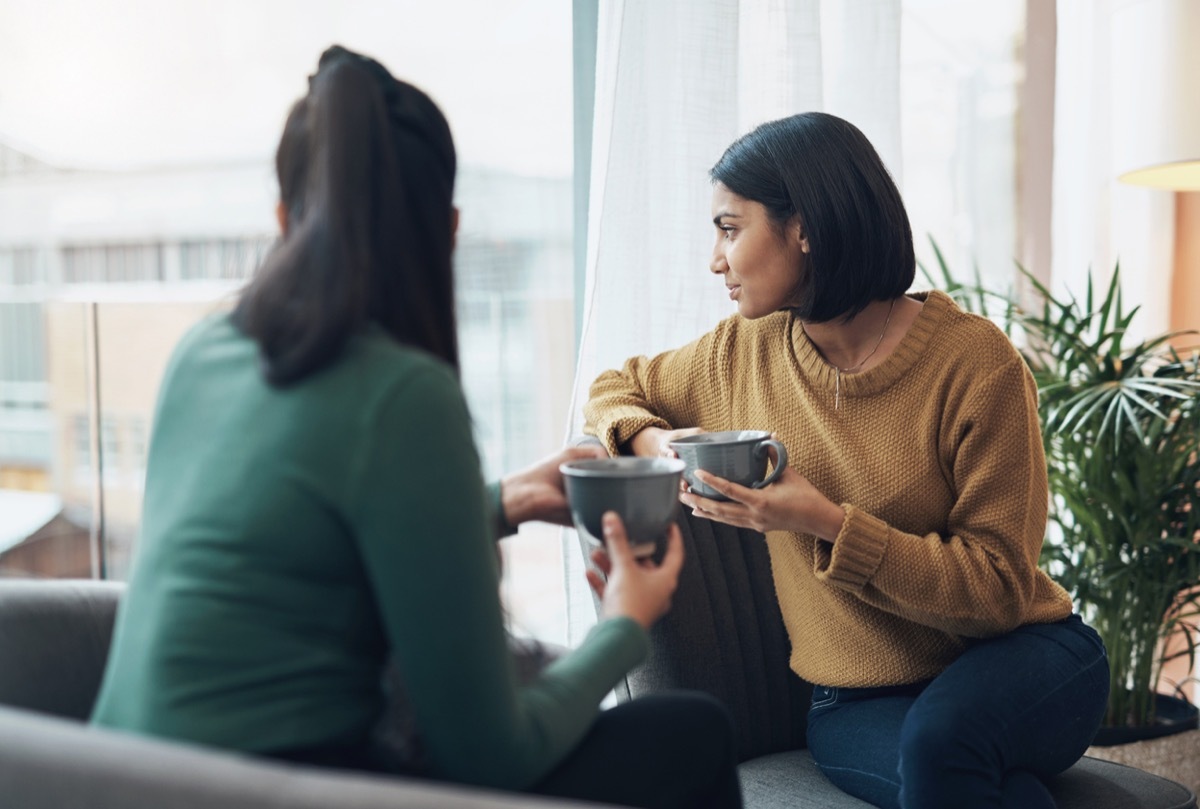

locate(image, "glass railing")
[[0, 281, 576, 643]]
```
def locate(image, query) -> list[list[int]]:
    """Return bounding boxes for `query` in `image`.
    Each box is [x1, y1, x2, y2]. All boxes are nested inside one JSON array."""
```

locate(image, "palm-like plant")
[[925, 244, 1200, 731]]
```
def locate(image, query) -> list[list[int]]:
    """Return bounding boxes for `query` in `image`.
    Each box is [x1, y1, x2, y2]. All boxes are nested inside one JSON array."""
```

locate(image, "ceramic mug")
[[668, 430, 788, 502], [560, 457, 685, 558]]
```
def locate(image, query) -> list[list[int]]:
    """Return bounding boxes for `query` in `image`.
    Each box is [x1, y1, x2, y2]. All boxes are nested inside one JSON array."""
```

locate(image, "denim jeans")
[[806, 614, 1109, 809]]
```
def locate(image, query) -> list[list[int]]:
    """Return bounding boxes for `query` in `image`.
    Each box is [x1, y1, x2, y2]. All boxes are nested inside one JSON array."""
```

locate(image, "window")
[[180, 238, 274, 281], [100, 416, 121, 484], [0, 248, 42, 286], [71, 413, 91, 485], [127, 416, 148, 490], [900, 0, 1026, 289], [62, 244, 164, 284], [0, 2, 573, 614]]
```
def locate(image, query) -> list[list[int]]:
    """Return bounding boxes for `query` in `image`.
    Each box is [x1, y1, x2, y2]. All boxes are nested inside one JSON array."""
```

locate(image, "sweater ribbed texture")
[[585, 291, 1074, 687]]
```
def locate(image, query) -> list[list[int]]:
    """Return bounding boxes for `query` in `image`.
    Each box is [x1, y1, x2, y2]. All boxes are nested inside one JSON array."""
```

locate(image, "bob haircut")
[[709, 112, 914, 323]]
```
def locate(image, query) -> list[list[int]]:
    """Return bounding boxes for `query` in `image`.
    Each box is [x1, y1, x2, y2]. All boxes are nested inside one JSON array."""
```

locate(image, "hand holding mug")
[[680, 466, 846, 540], [668, 430, 788, 501], [501, 444, 608, 528], [627, 426, 704, 459], [586, 512, 684, 630]]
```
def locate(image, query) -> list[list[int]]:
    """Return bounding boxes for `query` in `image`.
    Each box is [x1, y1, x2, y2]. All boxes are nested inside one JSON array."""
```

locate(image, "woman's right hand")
[[627, 426, 704, 458], [585, 512, 685, 631]]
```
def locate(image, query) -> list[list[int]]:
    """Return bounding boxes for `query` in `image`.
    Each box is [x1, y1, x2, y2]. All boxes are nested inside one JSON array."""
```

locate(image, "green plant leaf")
[[929, 242, 1200, 728]]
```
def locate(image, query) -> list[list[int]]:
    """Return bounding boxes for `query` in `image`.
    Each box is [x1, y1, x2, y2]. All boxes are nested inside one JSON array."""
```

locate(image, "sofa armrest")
[[0, 706, 617, 809], [0, 579, 124, 720]]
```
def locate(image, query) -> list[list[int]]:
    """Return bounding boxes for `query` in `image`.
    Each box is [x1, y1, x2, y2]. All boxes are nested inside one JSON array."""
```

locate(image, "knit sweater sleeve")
[[814, 356, 1050, 638], [348, 362, 648, 789], [583, 320, 734, 455]]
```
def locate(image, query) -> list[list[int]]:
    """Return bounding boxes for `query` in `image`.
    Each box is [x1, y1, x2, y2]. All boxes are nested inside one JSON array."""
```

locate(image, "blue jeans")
[[806, 614, 1109, 809]]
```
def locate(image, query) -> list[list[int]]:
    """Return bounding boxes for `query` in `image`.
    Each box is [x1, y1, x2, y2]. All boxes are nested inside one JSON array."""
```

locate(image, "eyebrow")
[[712, 212, 742, 225]]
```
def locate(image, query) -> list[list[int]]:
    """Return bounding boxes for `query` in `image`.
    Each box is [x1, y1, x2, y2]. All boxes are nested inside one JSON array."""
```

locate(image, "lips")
[[727, 285, 741, 300]]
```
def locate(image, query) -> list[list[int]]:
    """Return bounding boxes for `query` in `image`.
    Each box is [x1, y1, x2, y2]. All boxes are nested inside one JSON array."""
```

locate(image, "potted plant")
[[925, 246, 1200, 741]]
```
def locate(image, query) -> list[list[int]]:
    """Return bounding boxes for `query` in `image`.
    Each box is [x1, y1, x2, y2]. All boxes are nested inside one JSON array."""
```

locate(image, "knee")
[[677, 691, 737, 743], [898, 708, 990, 779], [897, 713, 999, 809], [649, 691, 738, 763]]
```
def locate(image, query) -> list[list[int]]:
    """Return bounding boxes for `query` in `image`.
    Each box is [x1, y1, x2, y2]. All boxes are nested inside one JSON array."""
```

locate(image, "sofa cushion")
[[740, 750, 1197, 809], [739, 750, 874, 808], [0, 578, 122, 719], [0, 705, 609, 809]]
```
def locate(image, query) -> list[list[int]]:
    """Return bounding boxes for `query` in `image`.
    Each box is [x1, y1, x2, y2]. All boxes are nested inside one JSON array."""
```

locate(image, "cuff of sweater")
[[593, 411, 671, 456], [813, 504, 889, 593], [487, 481, 518, 541], [552, 616, 650, 686]]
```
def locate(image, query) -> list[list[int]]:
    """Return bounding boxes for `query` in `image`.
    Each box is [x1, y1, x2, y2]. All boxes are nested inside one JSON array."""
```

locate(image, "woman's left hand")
[[501, 444, 609, 528], [680, 466, 846, 541]]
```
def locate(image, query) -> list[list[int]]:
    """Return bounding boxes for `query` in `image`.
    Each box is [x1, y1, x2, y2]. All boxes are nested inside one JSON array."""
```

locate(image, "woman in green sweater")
[[91, 46, 740, 809], [584, 112, 1108, 809]]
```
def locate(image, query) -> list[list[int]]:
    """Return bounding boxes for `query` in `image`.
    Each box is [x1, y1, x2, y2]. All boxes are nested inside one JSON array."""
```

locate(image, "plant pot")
[[1091, 693, 1200, 747]]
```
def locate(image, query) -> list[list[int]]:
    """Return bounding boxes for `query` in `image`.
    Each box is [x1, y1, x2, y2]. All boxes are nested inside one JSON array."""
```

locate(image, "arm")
[[488, 444, 610, 540], [684, 357, 1050, 638], [815, 357, 1049, 637], [583, 320, 735, 455], [347, 364, 648, 789]]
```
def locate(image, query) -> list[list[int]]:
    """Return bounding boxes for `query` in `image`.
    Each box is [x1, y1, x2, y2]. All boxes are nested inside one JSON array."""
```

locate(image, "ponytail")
[[235, 45, 459, 386]]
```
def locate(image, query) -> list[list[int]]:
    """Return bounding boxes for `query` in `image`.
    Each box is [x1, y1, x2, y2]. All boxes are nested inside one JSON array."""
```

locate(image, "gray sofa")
[[0, 553, 1195, 809], [0, 579, 611, 809]]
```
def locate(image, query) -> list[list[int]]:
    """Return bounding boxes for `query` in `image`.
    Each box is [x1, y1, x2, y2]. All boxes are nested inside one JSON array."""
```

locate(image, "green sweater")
[[91, 314, 647, 790]]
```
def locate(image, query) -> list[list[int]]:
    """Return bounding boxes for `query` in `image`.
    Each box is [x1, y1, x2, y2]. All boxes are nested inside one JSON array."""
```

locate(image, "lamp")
[[1112, 0, 1200, 191]]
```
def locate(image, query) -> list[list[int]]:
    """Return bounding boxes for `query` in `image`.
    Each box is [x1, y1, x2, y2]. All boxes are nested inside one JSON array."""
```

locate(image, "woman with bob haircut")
[[91, 45, 742, 809], [584, 111, 1109, 809]]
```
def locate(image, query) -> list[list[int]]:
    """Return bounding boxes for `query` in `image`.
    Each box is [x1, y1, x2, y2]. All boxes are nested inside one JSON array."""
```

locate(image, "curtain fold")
[[1052, 0, 1175, 342], [564, 0, 902, 645]]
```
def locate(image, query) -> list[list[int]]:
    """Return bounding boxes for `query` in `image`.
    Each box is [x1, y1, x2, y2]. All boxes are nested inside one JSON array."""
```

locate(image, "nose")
[[710, 248, 727, 276]]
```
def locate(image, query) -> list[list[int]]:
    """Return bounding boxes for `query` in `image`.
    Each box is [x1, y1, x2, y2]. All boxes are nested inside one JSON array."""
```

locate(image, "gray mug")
[[668, 430, 788, 502], [560, 457, 685, 558]]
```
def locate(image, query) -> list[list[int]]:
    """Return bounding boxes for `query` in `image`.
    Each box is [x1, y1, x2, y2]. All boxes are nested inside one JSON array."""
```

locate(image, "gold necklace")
[[804, 298, 896, 410]]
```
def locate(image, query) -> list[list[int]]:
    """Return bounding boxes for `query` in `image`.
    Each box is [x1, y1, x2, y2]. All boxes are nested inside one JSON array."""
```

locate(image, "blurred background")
[[0, 0, 1035, 643]]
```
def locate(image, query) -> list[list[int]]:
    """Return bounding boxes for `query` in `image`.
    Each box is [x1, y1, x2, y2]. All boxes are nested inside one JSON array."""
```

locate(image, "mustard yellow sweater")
[[584, 290, 1074, 688]]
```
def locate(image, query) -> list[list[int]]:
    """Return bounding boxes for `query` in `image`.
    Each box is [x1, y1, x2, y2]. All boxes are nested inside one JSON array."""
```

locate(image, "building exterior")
[[0, 141, 574, 579]]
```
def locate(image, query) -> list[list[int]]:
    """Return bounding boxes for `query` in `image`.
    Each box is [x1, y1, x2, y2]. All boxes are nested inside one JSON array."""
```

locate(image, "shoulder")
[[920, 290, 1025, 370], [168, 310, 238, 362], [713, 310, 793, 351], [339, 328, 467, 422]]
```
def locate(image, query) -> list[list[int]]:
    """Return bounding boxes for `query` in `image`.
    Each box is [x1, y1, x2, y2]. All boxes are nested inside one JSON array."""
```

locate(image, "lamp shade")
[[1112, 0, 1200, 190]]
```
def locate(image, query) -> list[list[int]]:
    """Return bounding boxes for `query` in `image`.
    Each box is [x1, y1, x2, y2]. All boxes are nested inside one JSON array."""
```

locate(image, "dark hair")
[[709, 112, 914, 323], [235, 45, 459, 386]]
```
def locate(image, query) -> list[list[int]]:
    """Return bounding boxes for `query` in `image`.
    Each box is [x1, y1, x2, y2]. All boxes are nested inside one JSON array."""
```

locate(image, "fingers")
[[602, 512, 634, 564], [590, 545, 612, 577], [565, 443, 608, 461], [680, 489, 752, 530], [585, 568, 606, 599], [659, 427, 704, 458], [691, 469, 752, 503], [658, 524, 685, 578]]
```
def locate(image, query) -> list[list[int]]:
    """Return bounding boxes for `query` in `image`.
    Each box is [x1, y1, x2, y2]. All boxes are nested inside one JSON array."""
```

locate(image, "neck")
[[802, 298, 897, 372]]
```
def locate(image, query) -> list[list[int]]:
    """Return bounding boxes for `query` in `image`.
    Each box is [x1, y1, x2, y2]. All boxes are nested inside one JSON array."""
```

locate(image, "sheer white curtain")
[[1051, 0, 1175, 340], [564, 0, 901, 643]]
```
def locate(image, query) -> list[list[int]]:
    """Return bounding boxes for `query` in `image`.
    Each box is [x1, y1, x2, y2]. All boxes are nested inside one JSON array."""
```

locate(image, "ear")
[[275, 201, 288, 236], [791, 217, 809, 254], [451, 206, 460, 252]]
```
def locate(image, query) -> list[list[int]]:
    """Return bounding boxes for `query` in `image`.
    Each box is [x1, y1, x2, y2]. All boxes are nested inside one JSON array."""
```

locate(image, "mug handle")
[[751, 439, 788, 489]]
